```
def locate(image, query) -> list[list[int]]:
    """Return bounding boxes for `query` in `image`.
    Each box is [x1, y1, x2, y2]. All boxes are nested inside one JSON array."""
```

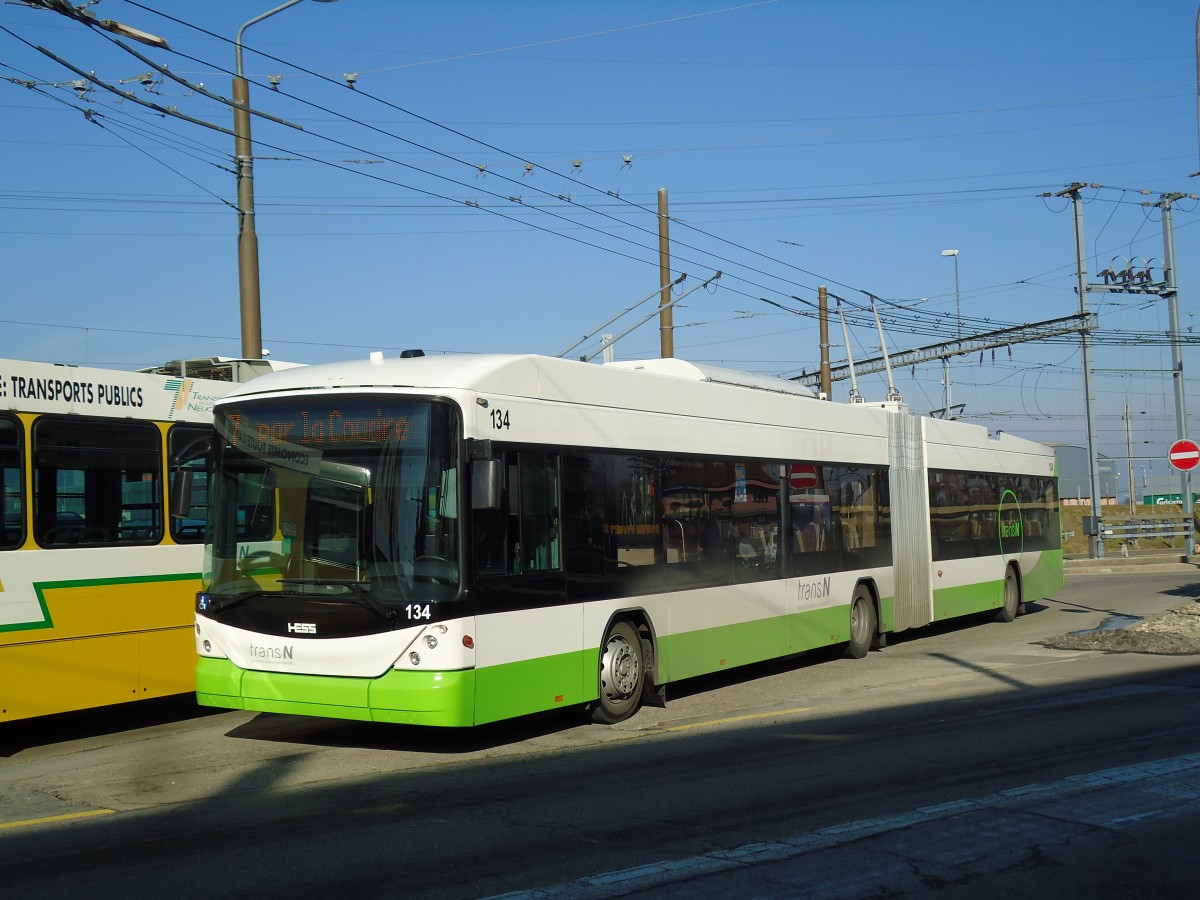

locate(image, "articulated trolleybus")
[[1, 355, 294, 722], [194, 353, 1062, 726]]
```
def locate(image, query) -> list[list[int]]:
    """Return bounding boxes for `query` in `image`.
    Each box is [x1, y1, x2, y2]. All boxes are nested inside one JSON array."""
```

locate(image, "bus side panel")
[[1, 569, 201, 721], [473, 606, 586, 724], [1, 632, 143, 720], [929, 557, 1004, 619], [138, 625, 198, 699], [29, 571, 200, 637], [660, 581, 788, 682], [473, 650, 587, 724], [787, 602, 867, 653], [661, 615, 789, 683], [1019, 548, 1064, 602], [931, 579, 1003, 620]]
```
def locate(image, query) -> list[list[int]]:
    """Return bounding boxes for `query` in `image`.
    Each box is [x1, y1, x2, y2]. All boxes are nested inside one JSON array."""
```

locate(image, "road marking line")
[[0, 808, 115, 831], [640, 707, 815, 734]]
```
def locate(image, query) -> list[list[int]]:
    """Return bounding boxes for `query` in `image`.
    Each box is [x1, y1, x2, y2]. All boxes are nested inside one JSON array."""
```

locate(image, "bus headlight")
[[424, 634, 438, 650], [409, 651, 421, 666]]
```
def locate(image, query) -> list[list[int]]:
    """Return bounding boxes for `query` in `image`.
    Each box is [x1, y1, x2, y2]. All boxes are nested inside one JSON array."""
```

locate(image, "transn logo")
[[162, 377, 193, 420]]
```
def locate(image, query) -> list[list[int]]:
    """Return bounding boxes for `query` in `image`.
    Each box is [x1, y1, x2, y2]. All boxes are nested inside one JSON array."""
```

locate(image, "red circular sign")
[[1168, 438, 1200, 472], [789, 464, 818, 490]]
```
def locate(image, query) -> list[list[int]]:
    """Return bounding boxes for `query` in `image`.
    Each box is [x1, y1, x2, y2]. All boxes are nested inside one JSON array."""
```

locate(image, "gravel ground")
[[1040, 601, 1200, 655]]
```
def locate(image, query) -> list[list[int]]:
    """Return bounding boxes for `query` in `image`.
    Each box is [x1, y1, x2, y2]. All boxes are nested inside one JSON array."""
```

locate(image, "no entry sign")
[[1168, 438, 1200, 472], [789, 464, 818, 490]]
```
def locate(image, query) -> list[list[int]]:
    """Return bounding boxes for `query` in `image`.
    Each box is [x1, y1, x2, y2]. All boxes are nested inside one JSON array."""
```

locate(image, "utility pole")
[[657, 188, 674, 359], [1126, 403, 1136, 516], [1158, 194, 1195, 555], [1055, 184, 1105, 558], [232, 65, 261, 360], [233, 0, 339, 361]]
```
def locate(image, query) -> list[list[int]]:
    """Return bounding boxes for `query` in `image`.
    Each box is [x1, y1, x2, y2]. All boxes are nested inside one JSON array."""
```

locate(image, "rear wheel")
[[844, 586, 876, 659], [995, 567, 1020, 623], [592, 621, 644, 724]]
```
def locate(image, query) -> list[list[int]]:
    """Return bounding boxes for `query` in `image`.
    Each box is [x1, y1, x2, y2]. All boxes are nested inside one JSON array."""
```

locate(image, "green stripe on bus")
[[197, 599, 903, 727], [33, 571, 200, 592], [0, 572, 201, 634], [660, 605, 858, 682]]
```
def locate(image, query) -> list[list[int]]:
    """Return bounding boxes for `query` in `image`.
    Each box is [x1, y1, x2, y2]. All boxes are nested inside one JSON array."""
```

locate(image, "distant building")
[[1050, 445, 1119, 505], [1051, 445, 1198, 509], [1141, 474, 1199, 508]]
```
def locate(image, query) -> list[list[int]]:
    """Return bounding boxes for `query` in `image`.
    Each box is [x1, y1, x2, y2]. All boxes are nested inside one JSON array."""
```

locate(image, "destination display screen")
[[216, 398, 430, 460]]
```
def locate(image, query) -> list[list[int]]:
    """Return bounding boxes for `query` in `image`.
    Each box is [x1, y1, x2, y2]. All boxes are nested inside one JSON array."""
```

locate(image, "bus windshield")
[[207, 397, 461, 606]]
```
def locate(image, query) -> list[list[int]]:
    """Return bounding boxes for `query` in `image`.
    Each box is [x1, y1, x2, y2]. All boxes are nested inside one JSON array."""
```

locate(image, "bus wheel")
[[593, 621, 644, 724], [995, 567, 1020, 623], [845, 586, 876, 659]]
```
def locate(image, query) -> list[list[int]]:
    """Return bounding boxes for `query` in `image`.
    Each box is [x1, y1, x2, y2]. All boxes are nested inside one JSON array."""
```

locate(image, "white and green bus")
[[193, 354, 1063, 726]]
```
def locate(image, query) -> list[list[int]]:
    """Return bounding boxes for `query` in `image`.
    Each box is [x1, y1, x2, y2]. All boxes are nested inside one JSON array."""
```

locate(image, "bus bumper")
[[195, 657, 477, 727]]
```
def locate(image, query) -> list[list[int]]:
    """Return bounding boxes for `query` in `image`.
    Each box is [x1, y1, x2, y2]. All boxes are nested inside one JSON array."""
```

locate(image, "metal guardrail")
[[1101, 520, 1193, 540]]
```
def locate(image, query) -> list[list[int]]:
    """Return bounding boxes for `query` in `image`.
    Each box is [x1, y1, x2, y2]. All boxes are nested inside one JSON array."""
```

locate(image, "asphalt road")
[[2, 572, 1199, 899]]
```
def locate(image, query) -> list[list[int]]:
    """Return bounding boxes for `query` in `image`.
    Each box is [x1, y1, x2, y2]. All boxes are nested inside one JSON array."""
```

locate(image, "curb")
[[1064, 555, 1200, 575]]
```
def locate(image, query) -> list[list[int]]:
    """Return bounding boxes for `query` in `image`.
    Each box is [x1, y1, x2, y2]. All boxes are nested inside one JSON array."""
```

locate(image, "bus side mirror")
[[472, 458, 502, 510], [171, 468, 195, 520]]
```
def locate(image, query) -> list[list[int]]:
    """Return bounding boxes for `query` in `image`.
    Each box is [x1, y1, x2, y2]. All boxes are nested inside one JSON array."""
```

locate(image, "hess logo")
[[287, 622, 317, 634]]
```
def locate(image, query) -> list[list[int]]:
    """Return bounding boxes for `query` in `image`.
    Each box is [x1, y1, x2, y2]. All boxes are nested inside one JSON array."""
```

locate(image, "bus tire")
[[592, 620, 644, 724], [845, 585, 876, 659], [995, 567, 1020, 623]]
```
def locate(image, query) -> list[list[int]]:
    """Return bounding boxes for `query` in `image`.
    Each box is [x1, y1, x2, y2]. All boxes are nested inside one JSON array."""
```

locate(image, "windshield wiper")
[[278, 578, 398, 625], [205, 590, 268, 613]]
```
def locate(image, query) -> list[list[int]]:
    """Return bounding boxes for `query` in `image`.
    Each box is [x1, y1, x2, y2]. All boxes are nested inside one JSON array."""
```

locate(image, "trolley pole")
[[818, 285, 832, 399]]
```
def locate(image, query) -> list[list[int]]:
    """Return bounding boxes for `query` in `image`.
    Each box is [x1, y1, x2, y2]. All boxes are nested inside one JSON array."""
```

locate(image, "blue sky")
[[3, 0, 1200, 481]]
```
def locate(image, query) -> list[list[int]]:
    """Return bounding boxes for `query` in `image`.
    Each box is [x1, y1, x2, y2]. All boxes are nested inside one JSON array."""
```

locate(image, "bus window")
[[304, 477, 366, 573], [479, 451, 562, 576], [732, 461, 780, 583], [168, 424, 211, 543], [516, 453, 559, 572], [234, 468, 277, 542], [789, 463, 831, 554], [827, 464, 889, 561], [662, 456, 734, 589], [32, 417, 162, 547], [1, 415, 22, 549]]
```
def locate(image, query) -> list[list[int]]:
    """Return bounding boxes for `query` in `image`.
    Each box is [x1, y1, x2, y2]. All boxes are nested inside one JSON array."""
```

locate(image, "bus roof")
[[217, 353, 817, 405], [215, 352, 1052, 468]]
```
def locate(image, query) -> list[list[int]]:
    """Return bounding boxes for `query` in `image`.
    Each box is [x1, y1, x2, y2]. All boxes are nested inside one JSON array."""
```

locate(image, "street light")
[[940, 248, 961, 339], [234, 0, 338, 360], [29, 1, 170, 49]]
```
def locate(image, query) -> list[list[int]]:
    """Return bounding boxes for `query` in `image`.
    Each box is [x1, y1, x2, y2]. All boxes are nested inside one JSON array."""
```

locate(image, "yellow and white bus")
[[0, 355, 295, 722]]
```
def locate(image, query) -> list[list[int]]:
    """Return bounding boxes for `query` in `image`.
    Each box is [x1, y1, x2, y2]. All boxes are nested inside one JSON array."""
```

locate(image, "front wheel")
[[592, 621, 644, 724], [994, 567, 1020, 623], [844, 586, 877, 659]]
